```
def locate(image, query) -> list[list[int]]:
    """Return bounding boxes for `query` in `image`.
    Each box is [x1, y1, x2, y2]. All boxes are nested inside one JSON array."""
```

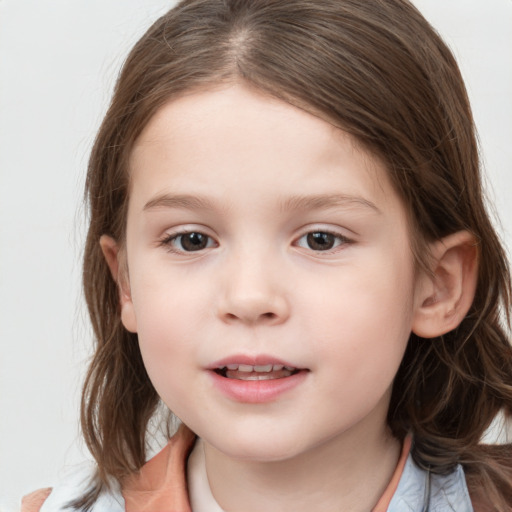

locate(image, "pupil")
[[182, 233, 207, 251], [307, 232, 335, 250]]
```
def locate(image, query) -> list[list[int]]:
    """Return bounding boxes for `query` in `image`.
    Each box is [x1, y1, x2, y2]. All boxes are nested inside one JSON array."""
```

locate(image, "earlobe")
[[412, 231, 478, 339], [99, 235, 138, 333]]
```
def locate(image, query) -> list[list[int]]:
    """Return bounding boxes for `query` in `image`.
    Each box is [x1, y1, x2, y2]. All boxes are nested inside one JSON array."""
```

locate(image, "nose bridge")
[[217, 240, 289, 325]]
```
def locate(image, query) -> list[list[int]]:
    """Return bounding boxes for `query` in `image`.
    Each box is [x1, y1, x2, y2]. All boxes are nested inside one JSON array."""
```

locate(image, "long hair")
[[77, 0, 512, 508]]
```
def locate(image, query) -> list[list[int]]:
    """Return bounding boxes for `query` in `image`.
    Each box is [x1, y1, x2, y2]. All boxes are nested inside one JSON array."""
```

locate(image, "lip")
[[208, 354, 299, 369], [207, 354, 308, 404]]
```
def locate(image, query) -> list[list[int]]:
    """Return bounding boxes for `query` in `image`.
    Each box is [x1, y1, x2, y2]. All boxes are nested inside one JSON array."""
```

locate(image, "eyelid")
[[156, 224, 354, 255], [293, 226, 354, 254], [158, 227, 218, 254]]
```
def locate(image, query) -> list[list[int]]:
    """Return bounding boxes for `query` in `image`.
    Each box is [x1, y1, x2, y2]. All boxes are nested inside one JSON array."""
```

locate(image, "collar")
[[122, 427, 413, 512]]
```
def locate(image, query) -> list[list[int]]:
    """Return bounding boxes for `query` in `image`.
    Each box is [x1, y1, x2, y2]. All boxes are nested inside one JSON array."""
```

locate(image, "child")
[[22, 0, 512, 510]]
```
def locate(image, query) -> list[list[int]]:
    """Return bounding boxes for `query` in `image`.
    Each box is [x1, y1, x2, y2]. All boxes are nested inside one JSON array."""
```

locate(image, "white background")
[[0, 1, 511, 510]]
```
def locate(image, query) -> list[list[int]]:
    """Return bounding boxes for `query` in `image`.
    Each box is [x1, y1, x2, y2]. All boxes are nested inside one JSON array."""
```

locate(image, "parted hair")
[[77, 0, 512, 509]]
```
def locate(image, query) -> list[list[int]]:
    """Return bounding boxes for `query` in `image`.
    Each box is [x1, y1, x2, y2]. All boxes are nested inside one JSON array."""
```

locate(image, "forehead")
[[128, 84, 399, 216]]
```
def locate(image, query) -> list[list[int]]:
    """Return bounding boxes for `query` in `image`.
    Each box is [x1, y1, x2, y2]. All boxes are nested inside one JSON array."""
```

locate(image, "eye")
[[295, 231, 349, 252], [161, 231, 217, 252]]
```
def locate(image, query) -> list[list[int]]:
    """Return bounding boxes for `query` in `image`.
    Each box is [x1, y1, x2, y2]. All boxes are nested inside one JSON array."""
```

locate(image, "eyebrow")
[[144, 194, 217, 211], [279, 194, 381, 214], [143, 193, 381, 214]]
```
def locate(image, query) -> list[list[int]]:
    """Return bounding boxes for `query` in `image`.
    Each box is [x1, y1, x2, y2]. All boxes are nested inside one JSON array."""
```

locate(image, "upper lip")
[[208, 354, 302, 370]]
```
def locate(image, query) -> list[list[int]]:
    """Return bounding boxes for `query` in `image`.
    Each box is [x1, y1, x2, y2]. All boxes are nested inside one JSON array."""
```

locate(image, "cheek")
[[136, 317, 194, 415], [299, 255, 415, 378], [131, 261, 211, 335], [129, 273, 207, 396]]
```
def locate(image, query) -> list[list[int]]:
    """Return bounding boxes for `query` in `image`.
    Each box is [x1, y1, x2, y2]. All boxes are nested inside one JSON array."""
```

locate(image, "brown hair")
[[77, 0, 512, 509]]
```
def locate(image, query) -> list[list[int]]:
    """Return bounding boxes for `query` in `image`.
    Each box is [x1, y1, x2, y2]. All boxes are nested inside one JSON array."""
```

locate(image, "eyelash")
[[295, 230, 352, 254], [158, 230, 218, 254], [158, 229, 352, 254]]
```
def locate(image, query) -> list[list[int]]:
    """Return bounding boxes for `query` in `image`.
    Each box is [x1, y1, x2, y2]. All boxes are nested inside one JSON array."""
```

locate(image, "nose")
[[216, 253, 290, 326]]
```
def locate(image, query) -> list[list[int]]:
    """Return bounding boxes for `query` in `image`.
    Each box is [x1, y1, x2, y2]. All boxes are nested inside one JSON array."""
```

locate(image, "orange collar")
[[123, 427, 412, 512]]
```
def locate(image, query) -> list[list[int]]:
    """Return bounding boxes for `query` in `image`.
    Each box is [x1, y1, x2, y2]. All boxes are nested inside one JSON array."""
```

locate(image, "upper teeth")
[[221, 364, 295, 372]]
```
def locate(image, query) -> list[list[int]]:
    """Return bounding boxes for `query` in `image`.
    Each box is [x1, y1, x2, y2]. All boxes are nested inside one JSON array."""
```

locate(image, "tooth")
[[272, 364, 284, 371], [226, 364, 239, 370], [284, 366, 295, 371], [238, 364, 253, 372], [227, 370, 294, 381], [254, 364, 272, 372], [242, 374, 273, 381]]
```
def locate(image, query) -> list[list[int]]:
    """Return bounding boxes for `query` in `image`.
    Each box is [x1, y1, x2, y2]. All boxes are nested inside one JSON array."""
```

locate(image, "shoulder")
[[20, 426, 195, 512], [388, 454, 475, 511], [21, 462, 124, 512], [21, 488, 52, 512], [430, 464, 475, 511]]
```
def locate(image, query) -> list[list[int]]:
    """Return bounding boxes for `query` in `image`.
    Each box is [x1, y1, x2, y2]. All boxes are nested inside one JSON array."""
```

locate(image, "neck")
[[203, 420, 400, 512]]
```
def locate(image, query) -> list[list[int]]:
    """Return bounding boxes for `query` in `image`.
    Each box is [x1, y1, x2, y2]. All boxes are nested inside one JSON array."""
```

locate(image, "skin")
[[101, 83, 478, 512]]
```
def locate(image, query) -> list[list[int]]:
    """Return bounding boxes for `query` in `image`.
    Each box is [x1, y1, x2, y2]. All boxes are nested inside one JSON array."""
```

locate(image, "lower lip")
[[209, 370, 308, 403]]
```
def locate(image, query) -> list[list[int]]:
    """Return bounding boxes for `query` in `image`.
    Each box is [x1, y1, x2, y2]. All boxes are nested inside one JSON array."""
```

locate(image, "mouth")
[[208, 356, 308, 403], [214, 363, 300, 381]]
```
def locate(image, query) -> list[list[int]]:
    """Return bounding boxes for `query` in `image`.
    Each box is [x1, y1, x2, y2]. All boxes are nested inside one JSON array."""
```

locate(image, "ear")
[[412, 231, 478, 338], [99, 235, 138, 333]]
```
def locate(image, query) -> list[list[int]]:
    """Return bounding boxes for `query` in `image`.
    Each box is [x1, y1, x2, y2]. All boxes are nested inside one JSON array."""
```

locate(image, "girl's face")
[[120, 84, 423, 461]]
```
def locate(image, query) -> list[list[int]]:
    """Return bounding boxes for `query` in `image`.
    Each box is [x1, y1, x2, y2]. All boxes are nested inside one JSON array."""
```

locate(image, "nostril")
[[223, 311, 277, 323], [219, 295, 289, 325]]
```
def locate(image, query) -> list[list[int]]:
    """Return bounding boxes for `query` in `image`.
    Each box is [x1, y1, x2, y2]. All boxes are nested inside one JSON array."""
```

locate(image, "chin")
[[203, 427, 308, 463]]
